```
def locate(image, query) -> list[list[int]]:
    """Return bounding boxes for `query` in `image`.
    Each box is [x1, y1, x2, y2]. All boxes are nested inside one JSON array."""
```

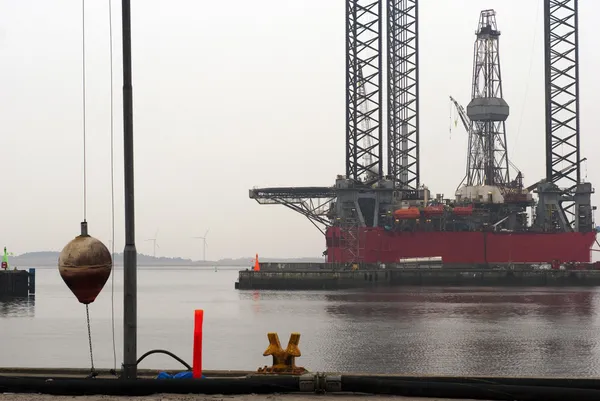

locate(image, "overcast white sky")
[[0, 0, 598, 261]]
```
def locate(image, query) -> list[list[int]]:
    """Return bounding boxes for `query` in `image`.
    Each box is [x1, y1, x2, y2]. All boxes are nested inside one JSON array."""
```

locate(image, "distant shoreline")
[[6, 251, 323, 268], [17, 265, 246, 268]]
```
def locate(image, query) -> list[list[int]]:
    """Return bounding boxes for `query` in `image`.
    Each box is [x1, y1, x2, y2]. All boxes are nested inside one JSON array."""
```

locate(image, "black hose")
[[341, 376, 600, 401], [5, 372, 600, 399], [343, 375, 600, 390], [135, 349, 192, 371], [0, 376, 300, 396]]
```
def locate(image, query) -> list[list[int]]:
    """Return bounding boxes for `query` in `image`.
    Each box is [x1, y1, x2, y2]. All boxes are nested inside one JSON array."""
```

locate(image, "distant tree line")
[[8, 251, 323, 267]]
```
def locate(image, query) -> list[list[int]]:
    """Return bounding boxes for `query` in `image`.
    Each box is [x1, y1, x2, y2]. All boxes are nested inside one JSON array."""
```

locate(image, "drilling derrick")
[[453, 10, 533, 232], [465, 10, 510, 189]]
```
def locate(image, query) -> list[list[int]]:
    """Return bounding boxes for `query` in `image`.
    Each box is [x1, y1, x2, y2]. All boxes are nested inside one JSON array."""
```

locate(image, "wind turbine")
[[145, 229, 160, 258], [193, 229, 209, 262]]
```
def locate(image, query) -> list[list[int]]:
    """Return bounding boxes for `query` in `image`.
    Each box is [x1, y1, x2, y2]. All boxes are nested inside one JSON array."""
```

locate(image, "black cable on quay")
[[134, 349, 193, 371]]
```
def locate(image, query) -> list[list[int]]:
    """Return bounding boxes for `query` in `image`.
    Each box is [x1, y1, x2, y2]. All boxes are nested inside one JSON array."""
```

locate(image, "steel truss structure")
[[339, 200, 361, 263], [248, 187, 336, 234], [346, 0, 384, 184], [387, 0, 419, 191], [467, 10, 510, 188], [250, 0, 585, 240], [543, 0, 581, 227]]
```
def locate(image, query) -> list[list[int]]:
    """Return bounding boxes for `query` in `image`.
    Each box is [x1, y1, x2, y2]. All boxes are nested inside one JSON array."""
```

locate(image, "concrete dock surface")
[[0, 395, 487, 401]]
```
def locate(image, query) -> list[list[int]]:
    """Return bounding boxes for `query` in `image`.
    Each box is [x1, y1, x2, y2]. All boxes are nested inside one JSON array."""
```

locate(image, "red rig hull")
[[325, 227, 597, 264]]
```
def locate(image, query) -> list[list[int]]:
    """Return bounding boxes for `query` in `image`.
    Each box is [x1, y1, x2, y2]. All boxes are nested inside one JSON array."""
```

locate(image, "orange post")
[[254, 253, 260, 271], [193, 309, 204, 378]]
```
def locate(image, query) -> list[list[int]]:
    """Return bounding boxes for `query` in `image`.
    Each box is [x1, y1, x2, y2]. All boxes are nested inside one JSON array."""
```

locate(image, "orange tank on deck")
[[423, 205, 445, 217], [453, 205, 474, 216], [394, 207, 421, 219]]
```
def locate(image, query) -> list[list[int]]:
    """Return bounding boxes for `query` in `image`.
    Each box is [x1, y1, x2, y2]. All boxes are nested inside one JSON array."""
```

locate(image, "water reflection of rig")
[[250, 6, 596, 268]]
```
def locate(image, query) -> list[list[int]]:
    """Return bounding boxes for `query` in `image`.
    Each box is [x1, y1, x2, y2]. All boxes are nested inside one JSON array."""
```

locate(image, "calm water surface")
[[2, 266, 600, 377]]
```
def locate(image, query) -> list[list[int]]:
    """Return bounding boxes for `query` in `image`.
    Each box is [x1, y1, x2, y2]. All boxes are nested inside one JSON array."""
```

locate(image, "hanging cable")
[[81, 0, 96, 378], [85, 305, 97, 378], [82, 0, 88, 223], [108, 0, 117, 373]]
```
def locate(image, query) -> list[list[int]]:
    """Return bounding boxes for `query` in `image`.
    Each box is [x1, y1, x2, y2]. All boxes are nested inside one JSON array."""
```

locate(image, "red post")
[[193, 309, 204, 378]]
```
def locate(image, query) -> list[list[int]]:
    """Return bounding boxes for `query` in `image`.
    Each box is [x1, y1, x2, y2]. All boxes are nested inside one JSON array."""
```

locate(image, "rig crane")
[[450, 95, 481, 190]]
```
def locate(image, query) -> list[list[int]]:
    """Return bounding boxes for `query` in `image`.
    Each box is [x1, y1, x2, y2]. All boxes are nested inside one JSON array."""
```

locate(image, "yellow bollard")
[[256, 332, 307, 375]]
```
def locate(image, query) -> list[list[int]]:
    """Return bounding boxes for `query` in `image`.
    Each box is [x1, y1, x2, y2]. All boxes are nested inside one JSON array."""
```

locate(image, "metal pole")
[[121, 0, 137, 380]]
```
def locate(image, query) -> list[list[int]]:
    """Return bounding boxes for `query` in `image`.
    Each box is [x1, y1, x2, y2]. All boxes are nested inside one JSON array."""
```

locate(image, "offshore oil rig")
[[249, 1, 596, 268]]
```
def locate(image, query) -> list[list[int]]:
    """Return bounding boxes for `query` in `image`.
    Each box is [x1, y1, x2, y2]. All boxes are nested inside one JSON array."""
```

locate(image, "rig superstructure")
[[249, 1, 596, 267]]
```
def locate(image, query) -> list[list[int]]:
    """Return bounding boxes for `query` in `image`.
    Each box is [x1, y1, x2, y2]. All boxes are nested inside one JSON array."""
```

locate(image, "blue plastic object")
[[156, 371, 205, 379]]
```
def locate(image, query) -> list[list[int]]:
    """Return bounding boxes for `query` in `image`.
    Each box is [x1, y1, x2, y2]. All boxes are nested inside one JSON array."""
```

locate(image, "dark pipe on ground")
[[341, 374, 600, 389], [4, 373, 600, 400], [0, 376, 299, 396], [340, 377, 600, 401]]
